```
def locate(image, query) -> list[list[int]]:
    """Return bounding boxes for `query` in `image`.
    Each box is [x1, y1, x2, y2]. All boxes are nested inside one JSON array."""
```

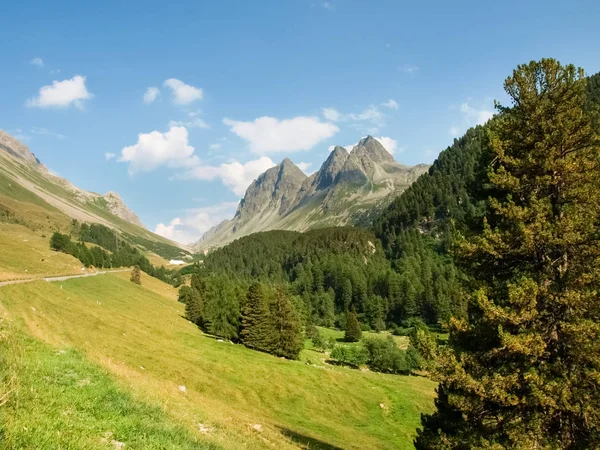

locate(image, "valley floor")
[[0, 272, 436, 449]]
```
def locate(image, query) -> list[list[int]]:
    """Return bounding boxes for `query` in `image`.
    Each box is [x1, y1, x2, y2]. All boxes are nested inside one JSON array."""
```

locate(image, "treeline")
[[198, 227, 440, 330], [179, 275, 303, 359], [50, 222, 182, 286]]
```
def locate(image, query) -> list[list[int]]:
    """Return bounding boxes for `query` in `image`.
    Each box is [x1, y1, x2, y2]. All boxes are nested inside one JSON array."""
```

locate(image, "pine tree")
[[185, 288, 204, 326], [269, 288, 303, 359], [416, 59, 600, 449], [204, 277, 240, 340], [240, 282, 272, 351], [344, 309, 362, 342], [130, 265, 141, 285]]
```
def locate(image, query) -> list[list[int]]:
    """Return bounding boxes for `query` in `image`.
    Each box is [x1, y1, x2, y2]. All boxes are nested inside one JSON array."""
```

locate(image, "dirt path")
[[0, 269, 130, 288]]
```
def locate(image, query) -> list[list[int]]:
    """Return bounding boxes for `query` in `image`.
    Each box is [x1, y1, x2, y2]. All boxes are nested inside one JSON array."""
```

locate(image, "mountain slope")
[[194, 136, 429, 250], [0, 130, 190, 264]]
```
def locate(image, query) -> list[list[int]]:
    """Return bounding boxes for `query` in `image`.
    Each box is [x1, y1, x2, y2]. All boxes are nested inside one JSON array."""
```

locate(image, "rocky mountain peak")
[[0, 130, 39, 164], [352, 135, 395, 164], [101, 192, 145, 228], [313, 146, 350, 191]]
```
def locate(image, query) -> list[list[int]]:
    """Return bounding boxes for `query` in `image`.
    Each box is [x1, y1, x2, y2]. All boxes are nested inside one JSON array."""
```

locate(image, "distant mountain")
[[0, 130, 189, 260], [193, 136, 429, 250]]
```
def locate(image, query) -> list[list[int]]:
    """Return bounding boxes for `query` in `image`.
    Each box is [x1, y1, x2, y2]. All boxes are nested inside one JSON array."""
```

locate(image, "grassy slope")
[[0, 273, 436, 449], [0, 321, 218, 449], [0, 223, 83, 281]]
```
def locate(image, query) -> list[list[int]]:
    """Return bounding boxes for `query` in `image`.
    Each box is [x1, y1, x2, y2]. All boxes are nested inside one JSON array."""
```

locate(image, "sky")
[[2, 0, 599, 245]]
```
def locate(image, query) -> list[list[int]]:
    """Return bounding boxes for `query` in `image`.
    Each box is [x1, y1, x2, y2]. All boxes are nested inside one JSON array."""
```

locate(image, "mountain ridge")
[[193, 136, 429, 251]]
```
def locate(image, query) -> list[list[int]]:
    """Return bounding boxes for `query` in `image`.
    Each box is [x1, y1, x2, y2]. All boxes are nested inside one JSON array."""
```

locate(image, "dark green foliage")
[[123, 232, 193, 261], [330, 345, 369, 367], [203, 276, 241, 340], [49, 225, 180, 285], [130, 265, 141, 285], [362, 337, 410, 375], [177, 285, 193, 304], [311, 330, 326, 351], [240, 283, 272, 352], [416, 60, 600, 449], [184, 289, 204, 327], [268, 288, 303, 359], [344, 310, 362, 342]]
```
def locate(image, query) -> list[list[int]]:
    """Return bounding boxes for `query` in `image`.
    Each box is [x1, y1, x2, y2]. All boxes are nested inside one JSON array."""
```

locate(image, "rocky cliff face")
[[193, 136, 430, 250]]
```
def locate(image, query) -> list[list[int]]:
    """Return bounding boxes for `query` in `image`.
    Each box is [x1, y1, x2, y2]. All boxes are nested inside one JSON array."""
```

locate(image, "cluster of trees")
[[413, 61, 600, 448], [50, 222, 182, 286], [199, 227, 442, 331], [178, 274, 303, 359]]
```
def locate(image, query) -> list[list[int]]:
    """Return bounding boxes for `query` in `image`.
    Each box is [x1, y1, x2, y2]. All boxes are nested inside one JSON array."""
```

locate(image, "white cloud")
[[164, 78, 203, 104], [30, 57, 44, 67], [26, 75, 93, 109], [169, 110, 209, 129], [185, 156, 276, 196], [381, 99, 399, 110], [209, 143, 222, 150], [460, 102, 493, 125], [143, 87, 160, 104], [105, 152, 116, 161], [30, 127, 67, 139], [297, 162, 313, 174], [50, 69, 60, 75], [399, 64, 419, 74], [374, 136, 399, 154], [157, 202, 239, 244], [118, 126, 198, 175], [223, 116, 338, 155], [154, 217, 182, 239], [449, 126, 460, 137], [321, 105, 386, 132]]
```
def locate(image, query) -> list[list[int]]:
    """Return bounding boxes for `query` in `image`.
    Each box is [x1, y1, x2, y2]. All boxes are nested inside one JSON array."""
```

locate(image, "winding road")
[[0, 269, 130, 288]]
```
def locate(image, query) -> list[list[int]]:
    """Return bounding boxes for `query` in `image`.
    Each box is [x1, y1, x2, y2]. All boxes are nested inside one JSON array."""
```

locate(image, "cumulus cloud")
[[143, 87, 160, 104], [381, 99, 399, 110], [223, 116, 338, 155], [105, 152, 116, 161], [460, 102, 493, 125], [26, 75, 93, 109], [30, 57, 44, 67], [164, 78, 203, 104], [118, 126, 198, 174], [184, 156, 276, 196], [154, 217, 182, 239], [374, 136, 399, 154], [169, 110, 209, 129], [297, 162, 313, 174], [155, 202, 239, 244]]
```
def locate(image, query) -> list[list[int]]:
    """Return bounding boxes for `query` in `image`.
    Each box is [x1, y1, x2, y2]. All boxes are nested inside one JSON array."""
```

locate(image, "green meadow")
[[0, 272, 436, 449]]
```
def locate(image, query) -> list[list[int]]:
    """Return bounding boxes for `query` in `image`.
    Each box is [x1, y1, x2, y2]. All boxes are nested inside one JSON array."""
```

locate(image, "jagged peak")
[[351, 135, 395, 164]]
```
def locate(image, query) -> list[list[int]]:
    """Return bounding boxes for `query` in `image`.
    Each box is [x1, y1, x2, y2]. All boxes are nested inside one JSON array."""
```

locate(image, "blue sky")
[[2, 0, 599, 244]]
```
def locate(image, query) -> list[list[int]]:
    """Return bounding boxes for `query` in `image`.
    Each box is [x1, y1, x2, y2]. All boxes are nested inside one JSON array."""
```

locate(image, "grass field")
[[0, 272, 436, 449]]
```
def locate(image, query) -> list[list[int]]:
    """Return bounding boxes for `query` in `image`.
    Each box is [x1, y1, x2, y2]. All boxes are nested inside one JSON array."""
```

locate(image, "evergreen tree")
[[204, 277, 240, 340], [416, 59, 600, 449], [185, 288, 204, 326], [130, 265, 141, 285], [240, 282, 272, 351], [269, 288, 303, 359], [344, 309, 362, 342]]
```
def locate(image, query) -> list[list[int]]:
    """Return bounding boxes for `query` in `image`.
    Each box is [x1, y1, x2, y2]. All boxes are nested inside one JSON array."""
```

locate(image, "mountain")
[[193, 136, 429, 251], [0, 130, 190, 262]]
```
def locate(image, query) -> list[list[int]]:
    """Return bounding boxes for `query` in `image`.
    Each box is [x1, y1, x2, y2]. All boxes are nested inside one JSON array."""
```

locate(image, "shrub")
[[363, 336, 409, 374], [330, 345, 369, 367]]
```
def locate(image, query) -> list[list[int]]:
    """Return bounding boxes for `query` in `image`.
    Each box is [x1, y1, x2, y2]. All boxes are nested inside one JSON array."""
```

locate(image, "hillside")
[[0, 271, 436, 449], [0, 130, 191, 271], [193, 136, 429, 250]]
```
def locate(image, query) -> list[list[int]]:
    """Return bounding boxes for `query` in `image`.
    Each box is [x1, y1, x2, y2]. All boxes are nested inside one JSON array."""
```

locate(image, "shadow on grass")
[[278, 427, 343, 450]]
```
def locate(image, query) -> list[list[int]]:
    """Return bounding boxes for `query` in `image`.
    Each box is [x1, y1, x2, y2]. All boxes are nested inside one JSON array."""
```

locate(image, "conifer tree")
[[269, 288, 303, 359], [416, 59, 600, 449], [345, 309, 362, 342], [240, 282, 272, 351], [185, 288, 204, 326], [130, 265, 141, 285]]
